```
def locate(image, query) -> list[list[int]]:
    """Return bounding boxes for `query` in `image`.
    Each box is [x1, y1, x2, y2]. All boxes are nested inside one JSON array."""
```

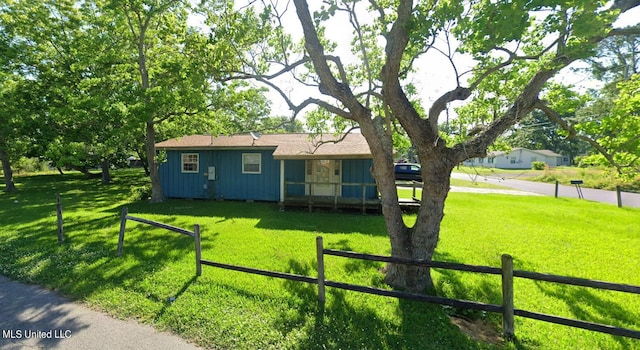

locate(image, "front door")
[[306, 160, 341, 196]]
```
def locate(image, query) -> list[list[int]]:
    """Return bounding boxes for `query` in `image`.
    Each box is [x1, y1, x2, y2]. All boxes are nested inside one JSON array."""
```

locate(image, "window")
[[478, 158, 484, 164], [488, 157, 494, 164], [242, 153, 261, 174], [510, 157, 517, 164], [181, 153, 199, 173]]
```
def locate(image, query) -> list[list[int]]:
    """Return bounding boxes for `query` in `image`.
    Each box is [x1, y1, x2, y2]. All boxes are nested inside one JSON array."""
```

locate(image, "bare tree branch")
[[612, 0, 640, 12], [308, 126, 361, 153], [608, 25, 640, 37], [292, 0, 369, 116]]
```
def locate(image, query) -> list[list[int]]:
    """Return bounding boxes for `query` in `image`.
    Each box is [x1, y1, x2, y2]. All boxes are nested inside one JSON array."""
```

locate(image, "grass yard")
[[1, 169, 639, 349]]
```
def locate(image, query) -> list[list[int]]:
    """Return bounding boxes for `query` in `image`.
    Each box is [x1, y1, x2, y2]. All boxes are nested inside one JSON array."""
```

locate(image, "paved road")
[[0, 276, 201, 350], [452, 172, 640, 208]]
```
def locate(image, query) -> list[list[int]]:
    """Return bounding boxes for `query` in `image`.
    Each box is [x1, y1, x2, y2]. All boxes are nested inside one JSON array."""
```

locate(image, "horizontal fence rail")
[[117, 207, 198, 264], [199, 259, 317, 284], [513, 270, 640, 295], [191, 232, 640, 341], [324, 249, 503, 275], [125, 215, 195, 238], [323, 280, 503, 313], [514, 309, 640, 339]]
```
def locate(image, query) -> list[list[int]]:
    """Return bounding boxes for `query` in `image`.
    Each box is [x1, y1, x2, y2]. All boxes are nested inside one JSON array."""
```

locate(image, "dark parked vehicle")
[[394, 163, 422, 182]]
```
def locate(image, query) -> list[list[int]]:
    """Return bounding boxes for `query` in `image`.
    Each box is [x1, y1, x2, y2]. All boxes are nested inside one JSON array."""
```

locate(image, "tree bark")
[[101, 159, 112, 184], [133, 8, 164, 202], [0, 149, 16, 192], [71, 165, 101, 179], [147, 121, 165, 202]]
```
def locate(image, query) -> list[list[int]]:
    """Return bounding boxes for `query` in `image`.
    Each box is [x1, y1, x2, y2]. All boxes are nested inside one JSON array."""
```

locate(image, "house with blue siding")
[[156, 133, 379, 211]]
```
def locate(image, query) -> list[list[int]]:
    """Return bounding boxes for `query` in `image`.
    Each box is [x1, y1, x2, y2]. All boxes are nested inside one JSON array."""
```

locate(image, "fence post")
[[502, 254, 515, 340], [195, 224, 202, 277], [554, 181, 559, 198], [316, 236, 326, 305], [117, 207, 128, 256], [56, 193, 64, 244], [616, 186, 622, 208]]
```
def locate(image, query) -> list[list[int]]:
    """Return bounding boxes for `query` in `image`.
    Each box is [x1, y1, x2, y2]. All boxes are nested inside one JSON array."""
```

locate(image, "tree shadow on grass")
[[125, 199, 390, 237], [0, 208, 214, 310], [277, 259, 501, 349], [533, 280, 640, 349]]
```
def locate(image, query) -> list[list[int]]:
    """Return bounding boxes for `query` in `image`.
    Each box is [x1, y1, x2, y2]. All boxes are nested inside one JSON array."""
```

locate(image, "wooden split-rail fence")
[[117, 208, 640, 341]]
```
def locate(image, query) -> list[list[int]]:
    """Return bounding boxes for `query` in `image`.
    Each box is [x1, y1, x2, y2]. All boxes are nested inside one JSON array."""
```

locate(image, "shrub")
[[531, 161, 546, 170], [130, 184, 152, 201], [14, 157, 49, 173]]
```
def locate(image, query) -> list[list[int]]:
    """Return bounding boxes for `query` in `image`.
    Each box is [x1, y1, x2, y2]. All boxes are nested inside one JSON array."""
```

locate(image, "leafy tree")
[[103, 0, 270, 201], [573, 74, 640, 173], [541, 35, 640, 174], [227, 0, 640, 291], [0, 3, 38, 191], [584, 34, 640, 85], [2, 0, 267, 191]]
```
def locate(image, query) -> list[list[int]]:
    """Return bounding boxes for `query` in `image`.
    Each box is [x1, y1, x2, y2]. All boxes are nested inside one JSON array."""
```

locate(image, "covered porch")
[[280, 181, 381, 214]]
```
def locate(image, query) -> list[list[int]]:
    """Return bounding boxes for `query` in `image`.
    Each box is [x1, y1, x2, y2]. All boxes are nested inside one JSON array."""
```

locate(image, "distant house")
[[462, 148, 568, 169], [155, 133, 379, 210]]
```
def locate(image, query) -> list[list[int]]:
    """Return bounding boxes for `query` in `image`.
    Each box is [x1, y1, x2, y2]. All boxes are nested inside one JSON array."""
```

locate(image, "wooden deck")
[[280, 196, 423, 214], [280, 195, 382, 214]]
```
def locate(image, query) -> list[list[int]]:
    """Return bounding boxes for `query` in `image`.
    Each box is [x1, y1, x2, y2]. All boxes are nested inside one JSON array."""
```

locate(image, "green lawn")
[[1, 169, 639, 349]]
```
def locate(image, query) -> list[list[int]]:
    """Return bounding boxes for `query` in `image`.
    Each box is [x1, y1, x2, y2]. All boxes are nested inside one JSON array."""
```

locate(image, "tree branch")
[[612, 0, 640, 12], [292, 0, 369, 117], [428, 87, 471, 132], [535, 100, 626, 174]]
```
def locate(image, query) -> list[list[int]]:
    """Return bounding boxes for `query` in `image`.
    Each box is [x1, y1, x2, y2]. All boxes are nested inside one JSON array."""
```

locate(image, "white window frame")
[[242, 153, 261, 174], [181, 153, 199, 173]]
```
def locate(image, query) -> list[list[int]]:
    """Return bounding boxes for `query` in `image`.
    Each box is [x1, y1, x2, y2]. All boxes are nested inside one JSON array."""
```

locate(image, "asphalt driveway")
[[0, 276, 200, 350]]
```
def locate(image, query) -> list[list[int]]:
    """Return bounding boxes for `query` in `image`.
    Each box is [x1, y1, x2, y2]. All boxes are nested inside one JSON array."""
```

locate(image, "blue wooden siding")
[[284, 160, 306, 196], [159, 150, 377, 201], [159, 151, 209, 199], [342, 159, 377, 199], [211, 150, 280, 201], [159, 149, 280, 200]]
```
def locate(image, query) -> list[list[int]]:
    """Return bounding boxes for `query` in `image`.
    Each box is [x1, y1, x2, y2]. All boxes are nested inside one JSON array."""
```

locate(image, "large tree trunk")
[[383, 151, 454, 292], [0, 149, 16, 192], [147, 121, 165, 203], [101, 159, 112, 184]]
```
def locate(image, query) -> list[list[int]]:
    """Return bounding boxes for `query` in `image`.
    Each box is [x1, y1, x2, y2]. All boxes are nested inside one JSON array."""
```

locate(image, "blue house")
[[156, 133, 379, 211]]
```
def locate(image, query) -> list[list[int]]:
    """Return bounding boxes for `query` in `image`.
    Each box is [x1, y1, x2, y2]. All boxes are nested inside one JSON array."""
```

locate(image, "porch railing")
[[282, 181, 378, 213]]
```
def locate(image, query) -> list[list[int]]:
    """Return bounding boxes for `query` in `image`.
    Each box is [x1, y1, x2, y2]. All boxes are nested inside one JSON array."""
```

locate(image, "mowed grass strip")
[[1, 169, 639, 349]]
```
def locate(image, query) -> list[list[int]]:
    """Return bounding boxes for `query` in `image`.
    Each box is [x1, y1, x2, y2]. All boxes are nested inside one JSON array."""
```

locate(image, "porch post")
[[280, 160, 285, 202]]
